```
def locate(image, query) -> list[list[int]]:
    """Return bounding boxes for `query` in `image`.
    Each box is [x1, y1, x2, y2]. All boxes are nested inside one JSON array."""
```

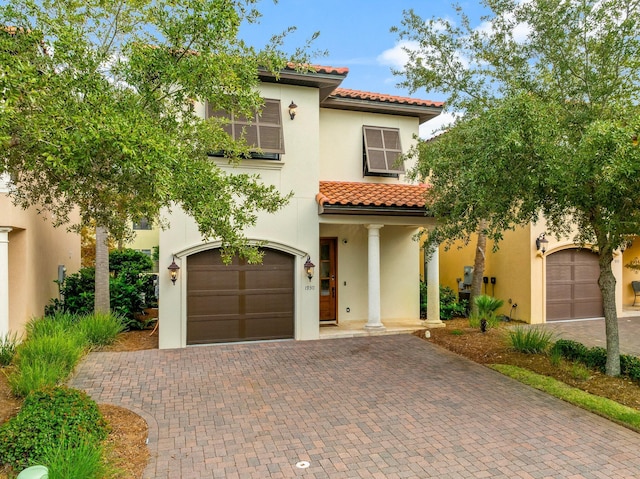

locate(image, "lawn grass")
[[490, 364, 640, 432]]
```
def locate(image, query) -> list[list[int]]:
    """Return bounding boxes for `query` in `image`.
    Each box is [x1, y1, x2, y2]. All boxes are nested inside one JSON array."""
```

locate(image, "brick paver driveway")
[[70, 335, 640, 478]]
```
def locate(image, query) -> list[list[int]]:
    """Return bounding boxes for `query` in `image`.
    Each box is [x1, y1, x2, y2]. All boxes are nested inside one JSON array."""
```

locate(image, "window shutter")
[[206, 99, 284, 155], [363, 126, 404, 175]]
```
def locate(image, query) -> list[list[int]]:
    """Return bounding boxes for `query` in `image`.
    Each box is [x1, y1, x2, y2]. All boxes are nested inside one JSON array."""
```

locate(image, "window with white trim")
[[363, 126, 404, 177], [207, 99, 284, 160], [133, 218, 152, 230]]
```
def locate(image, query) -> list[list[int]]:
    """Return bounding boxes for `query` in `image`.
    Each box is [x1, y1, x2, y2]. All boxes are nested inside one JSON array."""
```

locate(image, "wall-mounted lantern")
[[288, 101, 298, 120], [535, 233, 549, 254], [304, 255, 315, 281], [168, 256, 180, 285]]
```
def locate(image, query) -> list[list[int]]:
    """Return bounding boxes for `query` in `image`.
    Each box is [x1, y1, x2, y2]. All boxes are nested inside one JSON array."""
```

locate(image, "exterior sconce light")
[[304, 255, 315, 281], [535, 233, 549, 254], [288, 101, 298, 120], [168, 256, 180, 285]]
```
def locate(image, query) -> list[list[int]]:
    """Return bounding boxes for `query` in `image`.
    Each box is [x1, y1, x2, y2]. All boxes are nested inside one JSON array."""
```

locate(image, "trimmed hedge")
[[551, 339, 640, 382]]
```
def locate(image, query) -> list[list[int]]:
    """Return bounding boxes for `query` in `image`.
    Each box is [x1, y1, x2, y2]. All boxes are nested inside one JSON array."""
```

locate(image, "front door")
[[319, 238, 337, 322]]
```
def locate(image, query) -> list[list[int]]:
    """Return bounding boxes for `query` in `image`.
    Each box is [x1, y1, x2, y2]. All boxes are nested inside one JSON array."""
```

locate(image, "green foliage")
[[569, 363, 592, 381], [10, 331, 86, 397], [0, 0, 309, 256], [421, 283, 468, 320], [46, 249, 155, 322], [39, 436, 113, 479], [76, 313, 125, 348], [469, 295, 504, 330], [0, 331, 19, 367], [508, 326, 554, 354], [25, 313, 78, 340], [397, 0, 640, 375], [45, 268, 96, 317], [109, 249, 153, 280], [0, 386, 108, 470], [551, 339, 640, 383]]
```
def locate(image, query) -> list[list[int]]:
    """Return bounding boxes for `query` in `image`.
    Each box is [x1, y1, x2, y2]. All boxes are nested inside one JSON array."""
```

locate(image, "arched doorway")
[[186, 247, 294, 344], [546, 249, 603, 321]]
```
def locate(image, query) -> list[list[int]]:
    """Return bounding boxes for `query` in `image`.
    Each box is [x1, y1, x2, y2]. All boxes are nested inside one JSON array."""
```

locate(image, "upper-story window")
[[207, 99, 285, 160], [362, 126, 404, 178], [133, 218, 152, 230]]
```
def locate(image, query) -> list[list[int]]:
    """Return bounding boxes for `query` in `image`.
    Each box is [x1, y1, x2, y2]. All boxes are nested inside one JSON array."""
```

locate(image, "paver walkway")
[[70, 335, 640, 478]]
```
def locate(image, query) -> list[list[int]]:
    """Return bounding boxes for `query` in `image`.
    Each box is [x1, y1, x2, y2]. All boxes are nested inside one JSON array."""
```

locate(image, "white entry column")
[[425, 244, 444, 327], [365, 224, 385, 331], [0, 227, 12, 336]]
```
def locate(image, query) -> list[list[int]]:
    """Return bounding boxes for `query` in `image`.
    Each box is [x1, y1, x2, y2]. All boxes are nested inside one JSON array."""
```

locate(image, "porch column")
[[425, 244, 444, 327], [0, 227, 12, 336], [365, 224, 385, 331]]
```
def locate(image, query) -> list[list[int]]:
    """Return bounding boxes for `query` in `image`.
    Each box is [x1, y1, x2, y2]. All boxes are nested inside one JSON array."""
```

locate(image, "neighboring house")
[[0, 174, 81, 336], [128, 218, 159, 272], [436, 222, 627, 324], [158, 65, 444, 348]]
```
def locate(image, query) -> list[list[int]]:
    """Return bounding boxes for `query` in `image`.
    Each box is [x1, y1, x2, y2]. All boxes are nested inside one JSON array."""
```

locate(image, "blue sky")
[[242, 0, 488, 135]]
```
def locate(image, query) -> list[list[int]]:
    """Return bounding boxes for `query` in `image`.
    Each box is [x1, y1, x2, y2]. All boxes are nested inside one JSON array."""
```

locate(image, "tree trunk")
[[94, 225, 110, 314], [598, 249, 620, 376], [470, 220, 488, 314]]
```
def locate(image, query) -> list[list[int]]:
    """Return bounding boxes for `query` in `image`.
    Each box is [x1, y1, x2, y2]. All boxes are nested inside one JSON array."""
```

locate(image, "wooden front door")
[[319, 238, 337, 322]]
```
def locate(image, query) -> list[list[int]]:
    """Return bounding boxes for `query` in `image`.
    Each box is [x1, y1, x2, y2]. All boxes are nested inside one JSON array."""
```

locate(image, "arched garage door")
[[546, 249, 603, 321], [187, 248, 294, 344]]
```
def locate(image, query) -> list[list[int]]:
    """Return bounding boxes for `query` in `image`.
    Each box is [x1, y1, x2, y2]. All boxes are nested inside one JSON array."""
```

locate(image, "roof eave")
[[318, 204, 431, 217], [320, 97, 442, 124], [258, 68, 347, 101]]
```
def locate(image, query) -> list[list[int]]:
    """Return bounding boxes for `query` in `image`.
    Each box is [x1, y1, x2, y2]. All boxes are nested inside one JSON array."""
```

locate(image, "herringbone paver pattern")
[[70, 336, 640, 478]]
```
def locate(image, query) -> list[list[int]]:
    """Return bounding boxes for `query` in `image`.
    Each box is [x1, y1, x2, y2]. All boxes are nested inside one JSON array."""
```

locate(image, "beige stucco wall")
[[319, 223, 421, 323], [438, 219, 624, 324], [319, 109, 419, 182], [1, 195, 81, 335], [158, 82, 321, 348], [622, 239, 640, 306]]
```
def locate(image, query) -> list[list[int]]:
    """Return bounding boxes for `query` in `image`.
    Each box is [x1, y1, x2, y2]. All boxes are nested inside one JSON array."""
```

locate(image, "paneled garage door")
[[546, 249, 603, 321], [187, 248, 294, 344]]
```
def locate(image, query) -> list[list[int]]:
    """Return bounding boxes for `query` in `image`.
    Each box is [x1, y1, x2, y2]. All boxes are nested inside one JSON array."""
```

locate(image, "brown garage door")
[[187, 248, 294, 344], [546, 249, 603, 321]]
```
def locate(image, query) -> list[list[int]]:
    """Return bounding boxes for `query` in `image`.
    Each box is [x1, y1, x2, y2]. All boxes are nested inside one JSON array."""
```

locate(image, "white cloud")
[[376, 41, 419, 69], [419, 111, 460, 139]]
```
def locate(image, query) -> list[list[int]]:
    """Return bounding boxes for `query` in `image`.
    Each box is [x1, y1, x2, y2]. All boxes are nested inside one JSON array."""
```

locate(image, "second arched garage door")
[[546, 248, 603, 321], [187, 248, 294, 344]]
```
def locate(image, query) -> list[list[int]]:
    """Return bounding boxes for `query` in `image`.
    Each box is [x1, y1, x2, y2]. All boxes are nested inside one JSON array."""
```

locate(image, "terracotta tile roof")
[[285, 63, 350, 76], [332, 88, 443, 109], [317, 181, 429, 208]]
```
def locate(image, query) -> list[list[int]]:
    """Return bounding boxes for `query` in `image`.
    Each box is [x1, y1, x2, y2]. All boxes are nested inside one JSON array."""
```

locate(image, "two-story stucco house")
[[157, 65, 444, 348], [0, 174, 81, 337]]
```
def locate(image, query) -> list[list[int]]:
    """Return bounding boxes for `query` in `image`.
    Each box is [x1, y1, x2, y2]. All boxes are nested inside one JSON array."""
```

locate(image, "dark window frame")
[[207, 99, 285, 160], [362, 126, 404, 178], [133, 218, 152, 230]]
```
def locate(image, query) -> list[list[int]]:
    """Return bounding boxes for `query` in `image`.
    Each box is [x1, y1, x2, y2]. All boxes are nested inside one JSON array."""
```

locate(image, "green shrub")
[[469, 295, 504, 331], [8, 361, 71, 398], [25, 313, 78, 340], [38, 436, 112, 479], [551, 339, 589, 362], [46, 249, 156, 321], [0, 386, 109, 470], [421, 283, 468, 320], [584, 347, 607, 372], [508, 326, 555, 354], [10, 331, 86, 397], [77, 312, 125, 348], [570, 363, 591, 381], [621, 355, 640, 382], [0, 331, 19, 366], [45, 268, 96, 316]]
